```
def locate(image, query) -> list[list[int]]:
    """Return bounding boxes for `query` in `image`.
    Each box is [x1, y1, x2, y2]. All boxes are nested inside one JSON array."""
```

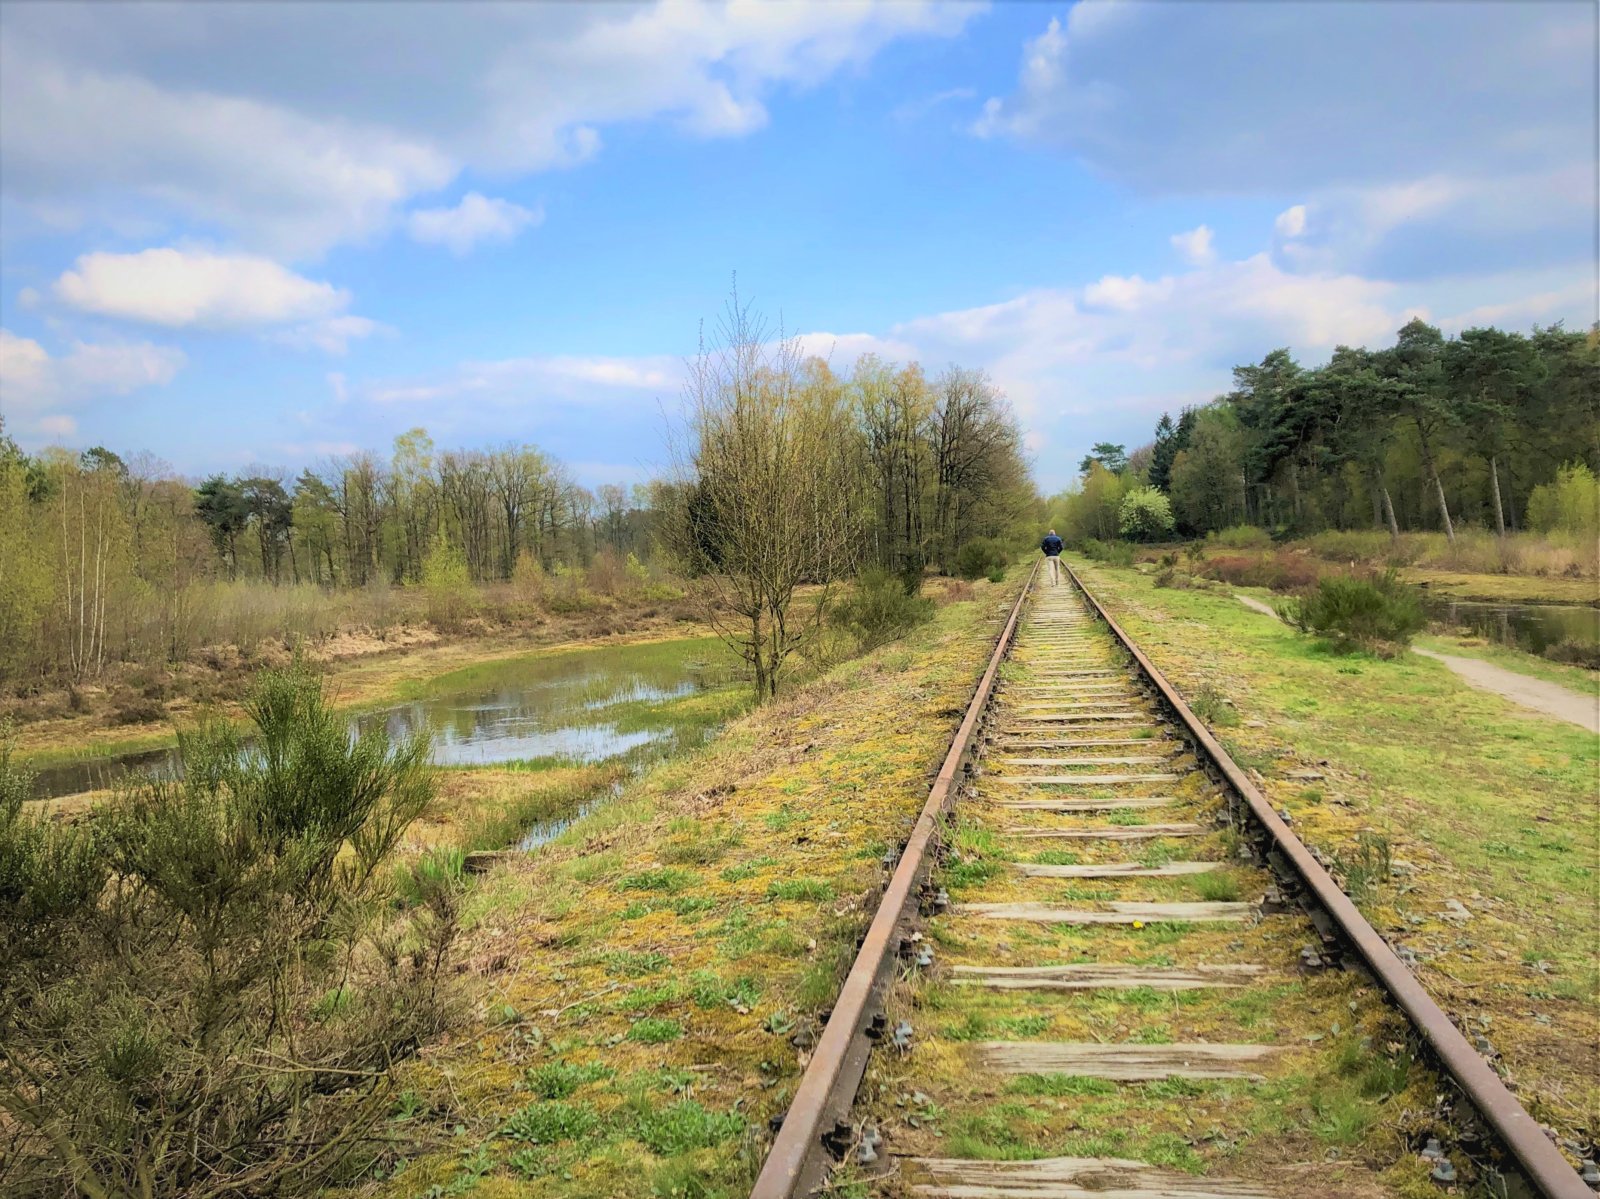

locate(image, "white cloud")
[[48, 248, 384, 354], [976, 3, 1592, 284], [407, 192, 543, 255], [271, 316, 388, 356], [791, 330, 920, 364], [53, 248, 348, 329], [1274, 205, 1307, 238], [0, 45, 453, 259], [0, 327, 185, 437], [1169, 225, 1215, 266], [979, 2, 1588, 192], [1, 2, 977, 256], [367, 352, 677, 407]]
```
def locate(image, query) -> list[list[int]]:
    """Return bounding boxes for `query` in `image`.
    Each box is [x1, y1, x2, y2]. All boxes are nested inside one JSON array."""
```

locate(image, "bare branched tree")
[[661, 291, 862, 700]]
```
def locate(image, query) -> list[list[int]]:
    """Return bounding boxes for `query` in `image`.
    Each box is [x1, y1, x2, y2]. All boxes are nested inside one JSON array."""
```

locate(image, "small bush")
[[1080, 538, 1135, 567], [1543, 637, 1600, 670], [830, 567, 935, 651], [1278, 570, 1424, 653], [954, 537, 1010, 581], [1200, 551, 1321, 592], [1527, 463, 1600, 538], [110, 695, 167, 726], [1118, 487, 1176, 542], [422, 532, 475, 629], [0, 667, 456, 1196], [1208, 525, 1274, 550]]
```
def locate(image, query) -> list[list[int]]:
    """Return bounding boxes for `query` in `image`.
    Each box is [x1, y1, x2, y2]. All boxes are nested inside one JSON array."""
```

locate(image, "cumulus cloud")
[[1169, 225, 1215, 266], [0, 2, 977, 256], [48, 248, 382, 353], [53, 248, 347, 328], [0, 327, 185, 437], [408, 193, 543, 255]]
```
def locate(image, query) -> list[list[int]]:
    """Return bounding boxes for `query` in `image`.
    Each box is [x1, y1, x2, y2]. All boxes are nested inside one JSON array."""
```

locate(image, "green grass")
[[503, 1099, 601, 1144], [616, 868, 699, 893], [765, 877, 835, 902], [625, 1017, 683, 1044]]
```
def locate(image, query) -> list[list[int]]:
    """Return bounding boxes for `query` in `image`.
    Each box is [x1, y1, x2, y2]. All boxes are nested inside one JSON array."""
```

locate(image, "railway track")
[[749, 562, 1591, 1199]]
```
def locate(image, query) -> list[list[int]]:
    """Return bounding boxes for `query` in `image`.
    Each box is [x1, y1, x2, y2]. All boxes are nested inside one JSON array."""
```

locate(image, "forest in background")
[[1051, 319, 1598, 565], [0, 349, 1034, 692]]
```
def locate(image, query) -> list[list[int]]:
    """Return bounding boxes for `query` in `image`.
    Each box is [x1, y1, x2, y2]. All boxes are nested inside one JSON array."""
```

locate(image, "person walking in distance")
[[1040, 528, 1065, 585]]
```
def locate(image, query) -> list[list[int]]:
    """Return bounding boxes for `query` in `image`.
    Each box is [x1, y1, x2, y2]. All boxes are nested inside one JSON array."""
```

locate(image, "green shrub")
[[0, 667, 455, 1196], [422, 532, 475, 629], [1208, 525, 1274, 550], [1201, 551, 1321, 591], [1527, 462, 1600, 538], [1080, 539, 1135, 567], [829, 567, 935, 651], [1278, 570, 1425, 653], [1543, 637, 1600, 670], [1118, 487, 1175, 542], [954, 537, 1010, 581]]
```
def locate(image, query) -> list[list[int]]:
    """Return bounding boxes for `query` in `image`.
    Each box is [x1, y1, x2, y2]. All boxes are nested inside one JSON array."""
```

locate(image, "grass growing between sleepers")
[[1070, 555, 1599, 1158]]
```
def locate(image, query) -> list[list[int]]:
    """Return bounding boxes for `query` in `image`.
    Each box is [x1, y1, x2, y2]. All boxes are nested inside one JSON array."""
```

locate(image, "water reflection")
[[1421, 597, 1598, 658], [29, 638, 739, 801]]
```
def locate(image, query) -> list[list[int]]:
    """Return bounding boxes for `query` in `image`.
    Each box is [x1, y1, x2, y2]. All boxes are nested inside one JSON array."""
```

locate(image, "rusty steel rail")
[[748, 563, 1038, 1199], [1061, 560, 1589, 1199]]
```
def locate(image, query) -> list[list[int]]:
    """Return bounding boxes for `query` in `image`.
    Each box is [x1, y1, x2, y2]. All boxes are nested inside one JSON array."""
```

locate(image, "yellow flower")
[[1132, 920, 1145, 929]]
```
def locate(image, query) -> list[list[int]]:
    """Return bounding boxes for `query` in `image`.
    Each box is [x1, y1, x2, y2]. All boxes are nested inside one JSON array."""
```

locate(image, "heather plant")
[[1278, 570, 1425, 654]]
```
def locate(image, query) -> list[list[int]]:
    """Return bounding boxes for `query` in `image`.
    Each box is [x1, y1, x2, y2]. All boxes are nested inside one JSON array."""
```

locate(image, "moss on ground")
[[1070, 557, 1599, 1155], [343, 576, 1020, 1199]]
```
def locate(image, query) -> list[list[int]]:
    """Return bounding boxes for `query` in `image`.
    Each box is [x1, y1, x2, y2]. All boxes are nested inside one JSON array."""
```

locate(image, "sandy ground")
[[1233, 592, 1600, 733]]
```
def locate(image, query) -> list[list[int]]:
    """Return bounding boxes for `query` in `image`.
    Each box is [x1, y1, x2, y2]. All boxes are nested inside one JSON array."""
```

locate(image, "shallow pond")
[[28, 636, 743, 802], [1422, 597, 1599, 658]]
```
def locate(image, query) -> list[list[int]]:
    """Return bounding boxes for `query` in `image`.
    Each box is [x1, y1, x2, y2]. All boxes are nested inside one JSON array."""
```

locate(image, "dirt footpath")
[[1411, 646, 1598, 733], [1233, 593, 1599, 733]]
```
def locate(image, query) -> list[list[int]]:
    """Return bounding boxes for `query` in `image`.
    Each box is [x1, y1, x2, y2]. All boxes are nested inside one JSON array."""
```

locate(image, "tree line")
[[1054, 319, 1598, 543], [0, 316, 1035, 692], [0, 425, 657, 685]]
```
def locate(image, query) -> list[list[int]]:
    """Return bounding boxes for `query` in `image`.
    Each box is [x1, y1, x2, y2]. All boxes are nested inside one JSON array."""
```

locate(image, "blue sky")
[[1, 1, 1593, 494]]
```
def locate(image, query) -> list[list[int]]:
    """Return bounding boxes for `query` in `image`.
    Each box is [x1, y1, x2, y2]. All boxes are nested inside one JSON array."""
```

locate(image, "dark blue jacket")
[[1041, 534, 1064, 557]]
